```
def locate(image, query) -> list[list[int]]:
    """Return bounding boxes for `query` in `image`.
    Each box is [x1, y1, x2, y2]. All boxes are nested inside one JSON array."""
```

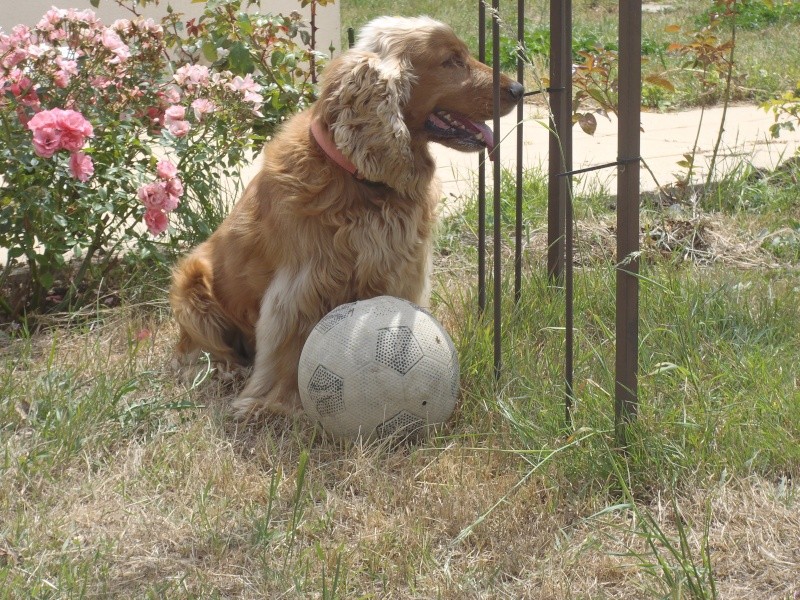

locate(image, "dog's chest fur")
[[328, 195, 433, 299]]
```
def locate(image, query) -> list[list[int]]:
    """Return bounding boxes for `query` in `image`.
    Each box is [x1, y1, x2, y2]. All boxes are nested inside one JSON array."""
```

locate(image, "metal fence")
[[478, 1, 643, 446]]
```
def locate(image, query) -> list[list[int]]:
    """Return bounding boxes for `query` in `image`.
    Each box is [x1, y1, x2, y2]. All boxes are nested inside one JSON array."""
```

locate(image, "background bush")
[[0, 0, 323, 317]]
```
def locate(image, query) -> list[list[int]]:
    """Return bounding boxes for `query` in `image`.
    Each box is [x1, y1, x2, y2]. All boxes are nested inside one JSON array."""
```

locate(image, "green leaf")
[[202, 41, 219, 62], [39, 271, 54, 290], [237, 14, 253, 36], [90, 0, 100, 6], [228, 42, 254, 75], [271, 50, 286, 67]]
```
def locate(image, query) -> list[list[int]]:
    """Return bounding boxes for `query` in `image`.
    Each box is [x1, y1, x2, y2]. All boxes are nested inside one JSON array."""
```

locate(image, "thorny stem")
[[704, 0, 738, 198], [113, 0, 141, 17]]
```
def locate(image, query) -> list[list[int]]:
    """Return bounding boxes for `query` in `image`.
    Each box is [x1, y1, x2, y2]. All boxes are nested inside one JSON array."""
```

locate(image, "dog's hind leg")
[[170, 254, 250, 374]]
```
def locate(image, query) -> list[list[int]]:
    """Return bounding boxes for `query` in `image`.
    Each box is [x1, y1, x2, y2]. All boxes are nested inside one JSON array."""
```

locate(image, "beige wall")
[[0, 0, 341, 54]]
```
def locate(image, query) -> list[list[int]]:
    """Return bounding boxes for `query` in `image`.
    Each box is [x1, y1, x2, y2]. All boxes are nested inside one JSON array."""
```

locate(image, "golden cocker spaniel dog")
[[170, 16, 524, 419]]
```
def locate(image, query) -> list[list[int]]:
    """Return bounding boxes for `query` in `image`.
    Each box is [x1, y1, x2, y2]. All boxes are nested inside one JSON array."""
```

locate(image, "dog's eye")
[[443, 56, 466, 69]]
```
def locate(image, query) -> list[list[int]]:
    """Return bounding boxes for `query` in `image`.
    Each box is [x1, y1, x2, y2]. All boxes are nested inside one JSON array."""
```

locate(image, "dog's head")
[[314, 16, 523, 190]]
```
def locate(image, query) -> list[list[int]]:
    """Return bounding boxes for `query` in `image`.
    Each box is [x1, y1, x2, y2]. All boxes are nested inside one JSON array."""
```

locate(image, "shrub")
[[0, 1, 323, 317]]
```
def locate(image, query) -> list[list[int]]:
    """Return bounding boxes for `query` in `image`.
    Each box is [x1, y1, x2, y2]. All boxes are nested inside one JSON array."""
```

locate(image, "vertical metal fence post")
[[514, 0, 525, 304], [615, 1, 642, 447], [492, 0, 503, 380], [562, 2, 574, 427], [478, 1, 487, 313], [547, 2, 569, 283], [547, 1, 574, 426]]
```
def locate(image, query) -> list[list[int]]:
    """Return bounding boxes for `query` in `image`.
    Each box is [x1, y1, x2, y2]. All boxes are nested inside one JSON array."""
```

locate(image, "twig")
[[704, 0, 738, 197]]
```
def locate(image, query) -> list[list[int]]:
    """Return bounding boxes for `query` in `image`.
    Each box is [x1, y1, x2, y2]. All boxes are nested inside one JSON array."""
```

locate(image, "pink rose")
[[37, 8, 67, 31], [68, 151, 94, 182], [160, 86, 181, 104], [165, 177, 183, 199], [163, 105, 189, 137], [27, 109, 58, 130], [190, 98, 215, 121], [144, 208, 169, 236], [163, 192, 180, 212], [137, 182, 169, 211], [53, 55, 79, 88], [174, 64, 210, 88], [228, 74, 260, 93], [32, 127, 61, 158], [2, 47, 28, 69], [101, 28, 130, 63], [54, 109, 93, 152], [111, 19, 132, 33], [28, 108, 93, 156], [156, 159, 178, 180], [163, 105, 185, 124], [27, 110, 61, 157], [168, 120, 190, 137], [53, 70, 70, 88], [90, 76, 113, 90], [9, 74, 39, 108]]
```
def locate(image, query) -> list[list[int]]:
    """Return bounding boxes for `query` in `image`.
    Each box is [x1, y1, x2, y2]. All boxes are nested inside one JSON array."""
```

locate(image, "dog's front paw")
[[231, 391, 303, 421]]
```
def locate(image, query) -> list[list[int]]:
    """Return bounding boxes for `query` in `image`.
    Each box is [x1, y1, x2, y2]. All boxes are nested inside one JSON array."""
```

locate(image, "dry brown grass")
[[1, 309, 798, 598]]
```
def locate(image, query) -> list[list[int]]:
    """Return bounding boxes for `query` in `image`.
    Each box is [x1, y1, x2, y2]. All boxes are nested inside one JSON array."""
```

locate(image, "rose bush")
[[0, 0, 324, 316]]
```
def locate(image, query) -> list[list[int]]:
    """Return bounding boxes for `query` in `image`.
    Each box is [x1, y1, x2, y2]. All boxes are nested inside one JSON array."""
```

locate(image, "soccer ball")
[[298, 296, 460, 441]]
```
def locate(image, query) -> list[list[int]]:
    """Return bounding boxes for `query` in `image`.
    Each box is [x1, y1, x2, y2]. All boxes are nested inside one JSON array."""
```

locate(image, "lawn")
[[1, 1, 800, 598]]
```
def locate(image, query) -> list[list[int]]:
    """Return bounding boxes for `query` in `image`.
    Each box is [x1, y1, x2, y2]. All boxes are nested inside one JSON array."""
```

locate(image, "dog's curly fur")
[[170, 16, 523, 419]]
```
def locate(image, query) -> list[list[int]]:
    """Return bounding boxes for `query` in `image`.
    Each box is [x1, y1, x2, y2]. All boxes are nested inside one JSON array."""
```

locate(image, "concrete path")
[[430, 103, 800, 202]]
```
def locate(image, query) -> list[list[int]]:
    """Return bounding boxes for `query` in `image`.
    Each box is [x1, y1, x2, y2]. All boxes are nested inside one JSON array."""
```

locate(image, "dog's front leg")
[[231, 268, 323, 420]]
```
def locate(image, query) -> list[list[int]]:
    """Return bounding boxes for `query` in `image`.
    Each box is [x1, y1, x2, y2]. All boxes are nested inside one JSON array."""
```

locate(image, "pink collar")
[[310, 119, 361, 178]]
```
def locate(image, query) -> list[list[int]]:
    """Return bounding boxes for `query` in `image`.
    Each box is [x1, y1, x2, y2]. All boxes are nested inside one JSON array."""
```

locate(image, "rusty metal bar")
[[547, 1, 571, 283], [478, 1, 487, 313], [547, 0, 574, 426], [615, 0, 642, 447], [514, 0, 525, 304], [492, 0, 502, 379]]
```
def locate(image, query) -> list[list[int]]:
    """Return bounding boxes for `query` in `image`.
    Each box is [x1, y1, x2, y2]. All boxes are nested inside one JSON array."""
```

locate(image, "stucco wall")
[[0, 0, 341, 55]]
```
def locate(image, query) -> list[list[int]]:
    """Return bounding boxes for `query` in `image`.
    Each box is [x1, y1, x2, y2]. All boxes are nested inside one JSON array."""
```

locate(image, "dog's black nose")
[[508, 81, 525, 101]]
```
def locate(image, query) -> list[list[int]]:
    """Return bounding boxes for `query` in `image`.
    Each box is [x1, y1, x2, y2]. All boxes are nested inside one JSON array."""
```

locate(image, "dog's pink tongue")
[[474, 121, 496, 160]]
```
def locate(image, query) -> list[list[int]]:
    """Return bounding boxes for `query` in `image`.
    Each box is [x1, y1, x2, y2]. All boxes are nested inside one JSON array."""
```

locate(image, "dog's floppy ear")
[[316, 50, 415, 189]]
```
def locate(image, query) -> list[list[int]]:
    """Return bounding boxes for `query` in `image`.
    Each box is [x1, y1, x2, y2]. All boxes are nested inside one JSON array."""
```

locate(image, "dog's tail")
[[170, 255, 254, 366]]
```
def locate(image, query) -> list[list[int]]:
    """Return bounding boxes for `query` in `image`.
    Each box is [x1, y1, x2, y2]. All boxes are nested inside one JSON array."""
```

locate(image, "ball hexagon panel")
[[306, 365, 344, 416], [376, 326, 423, 374], [317, 316, 376, 369], [345, 362, 406, 414], [315, 302, 356, 334], [314, 362, 407, 439], [406, 316, 457, 364], [375, 411, 425, 439], [402, 355, 459, 422]]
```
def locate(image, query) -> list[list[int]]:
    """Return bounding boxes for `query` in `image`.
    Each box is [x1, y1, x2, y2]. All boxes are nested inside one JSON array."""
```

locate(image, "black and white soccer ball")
[[298, 296, 460, 441]]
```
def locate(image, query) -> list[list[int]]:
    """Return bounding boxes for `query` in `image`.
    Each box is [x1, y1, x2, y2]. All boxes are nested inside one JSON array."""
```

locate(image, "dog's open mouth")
[[424, 110, 496, 158]]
